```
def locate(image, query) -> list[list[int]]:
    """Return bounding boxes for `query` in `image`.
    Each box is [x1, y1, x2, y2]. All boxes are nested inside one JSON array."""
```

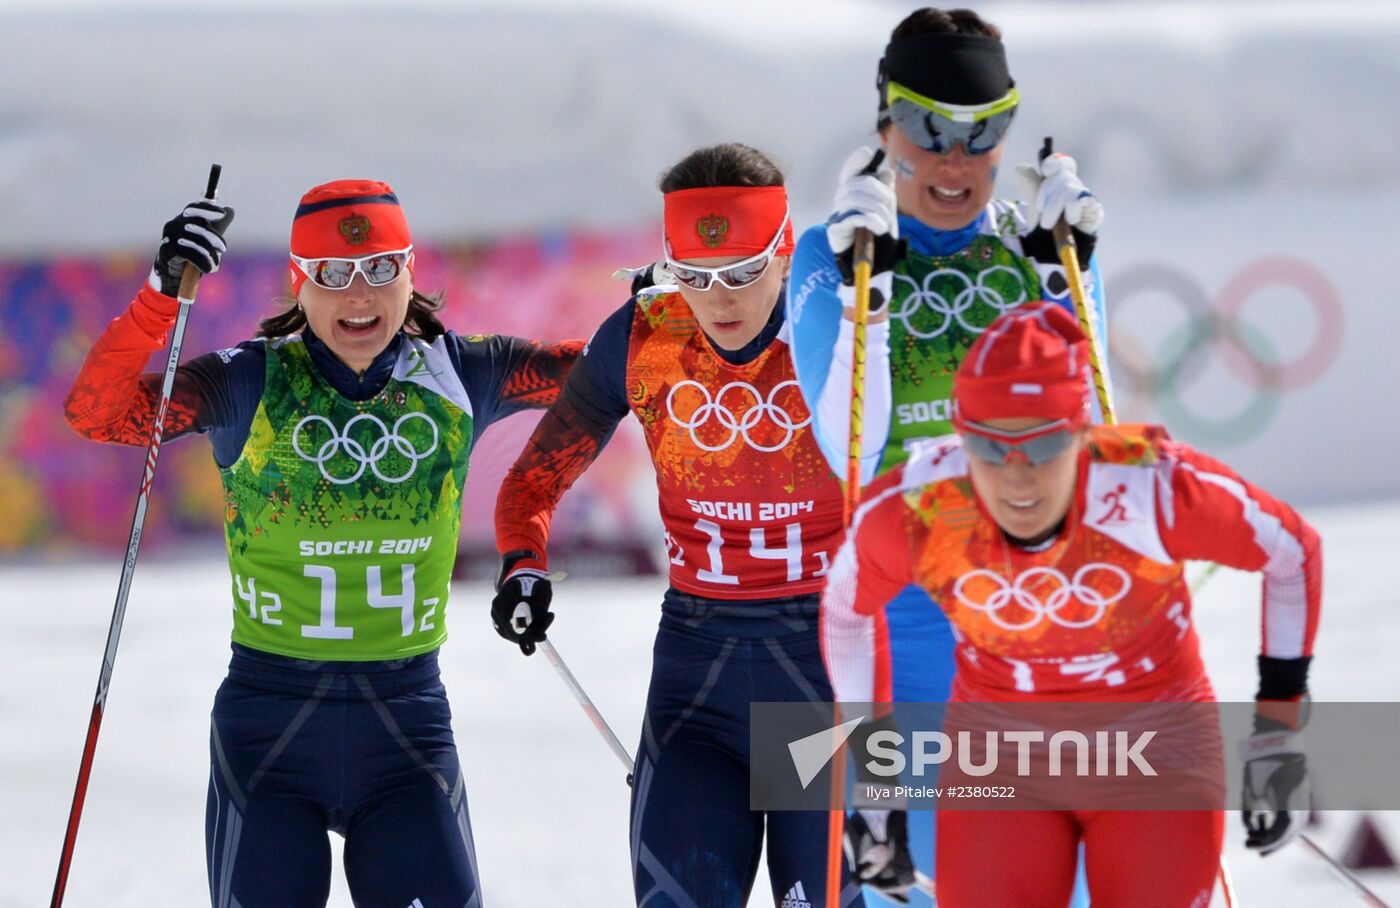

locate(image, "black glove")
[[151, 200, 235, 297], [629, 263, 669, 296], [1241, 715, 1311, 855], [1018, 224, 1097, 275], [491, 550, 555, 656], [845, 809, 916, 903]]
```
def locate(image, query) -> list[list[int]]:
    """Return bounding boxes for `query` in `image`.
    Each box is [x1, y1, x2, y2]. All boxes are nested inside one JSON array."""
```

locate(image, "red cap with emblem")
[[663, 185, 794, 262], [953, 302, 1091, 439], [289, 179, 413, 297]]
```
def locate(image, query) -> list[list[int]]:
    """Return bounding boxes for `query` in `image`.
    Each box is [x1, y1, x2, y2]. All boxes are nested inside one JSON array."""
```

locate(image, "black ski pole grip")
[[860, 148, 886, 176], [177, 163, 224, 300]]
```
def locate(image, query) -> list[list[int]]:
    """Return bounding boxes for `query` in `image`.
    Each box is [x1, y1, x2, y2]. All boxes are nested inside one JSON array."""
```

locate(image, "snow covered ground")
[[3, 499, 1399, 906]]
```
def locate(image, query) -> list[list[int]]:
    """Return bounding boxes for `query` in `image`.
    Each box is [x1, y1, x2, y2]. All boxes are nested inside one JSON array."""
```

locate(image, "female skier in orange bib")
[[493, 144, 872, 907], [823, 302, 1321, 906]]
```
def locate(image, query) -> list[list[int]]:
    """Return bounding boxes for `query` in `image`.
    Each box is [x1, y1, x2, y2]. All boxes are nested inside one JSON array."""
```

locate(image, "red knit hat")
[[953, 302, 1090, 439], [289, 179, 413, 297]]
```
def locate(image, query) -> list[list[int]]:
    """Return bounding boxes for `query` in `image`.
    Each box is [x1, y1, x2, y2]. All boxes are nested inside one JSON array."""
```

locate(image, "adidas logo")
[[780, 881, 812, 908]]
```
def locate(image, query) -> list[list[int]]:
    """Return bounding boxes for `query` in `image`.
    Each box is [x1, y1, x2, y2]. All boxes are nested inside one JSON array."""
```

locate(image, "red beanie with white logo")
[[953, 302, 1090, 439]]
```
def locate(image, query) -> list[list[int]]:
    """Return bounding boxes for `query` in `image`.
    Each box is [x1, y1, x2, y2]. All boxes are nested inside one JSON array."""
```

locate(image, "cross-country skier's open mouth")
[[928, 182, 972, 212], [339, 314, 381, 335]]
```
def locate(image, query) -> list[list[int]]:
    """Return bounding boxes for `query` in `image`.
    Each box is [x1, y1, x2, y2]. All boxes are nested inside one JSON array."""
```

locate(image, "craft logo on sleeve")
[[339, 213, 372, 245], [696, 213, 728, 248]]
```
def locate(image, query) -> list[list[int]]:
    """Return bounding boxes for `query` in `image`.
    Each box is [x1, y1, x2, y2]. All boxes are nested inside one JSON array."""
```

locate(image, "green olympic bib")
[[883, 233, 1045, 470], [221, 335, 473, 660]]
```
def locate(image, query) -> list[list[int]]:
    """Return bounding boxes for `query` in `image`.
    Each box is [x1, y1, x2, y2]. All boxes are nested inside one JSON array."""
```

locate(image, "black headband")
[[878, 32, 1013, 115], [295, 192, 400, 220]]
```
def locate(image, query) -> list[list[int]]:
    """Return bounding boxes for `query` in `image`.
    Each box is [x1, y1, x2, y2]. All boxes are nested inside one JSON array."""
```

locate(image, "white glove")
[[1241, 725, 1312, 856], [1017, 152, 1104, 235], [827, 146, 898, 258]]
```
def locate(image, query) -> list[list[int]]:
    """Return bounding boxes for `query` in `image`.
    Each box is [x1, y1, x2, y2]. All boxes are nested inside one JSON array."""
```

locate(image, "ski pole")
[[825, 221, 877, 908], [1219, 850, 1240, 908], [914, 869, 935, 899], [50, 164, 222, 908], [1039, 137, 1115, 424], [537, 639, 635, 785], [843, 225, 875, 521], [1299, 833, 1392, 907], [1190, 562, 1222, 595]]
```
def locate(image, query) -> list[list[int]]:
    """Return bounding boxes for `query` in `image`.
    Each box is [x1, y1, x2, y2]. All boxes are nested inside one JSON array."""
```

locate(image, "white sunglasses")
[[663, 215, 788, 291], [290, 246, 414, 291]]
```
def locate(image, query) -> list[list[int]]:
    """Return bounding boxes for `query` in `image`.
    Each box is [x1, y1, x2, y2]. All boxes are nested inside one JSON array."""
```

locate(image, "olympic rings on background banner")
[[1106, 256, 1343, 446]]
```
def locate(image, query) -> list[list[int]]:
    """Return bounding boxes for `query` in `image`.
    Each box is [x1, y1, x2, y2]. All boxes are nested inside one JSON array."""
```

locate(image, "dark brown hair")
[[256, 290, 447, 341], [890, 7, 1000, 40], [657, 143, 785, 193]]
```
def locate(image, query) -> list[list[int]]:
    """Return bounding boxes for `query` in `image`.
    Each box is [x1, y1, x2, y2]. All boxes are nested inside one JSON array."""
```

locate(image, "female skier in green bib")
[[65, 180, 582, 906], [786, 8, 1107, 902]]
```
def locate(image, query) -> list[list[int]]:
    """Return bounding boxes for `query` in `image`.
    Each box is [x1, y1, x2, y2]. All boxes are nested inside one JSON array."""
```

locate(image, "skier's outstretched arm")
[[1157, 438, 1323, 856], [452, 333, 585, 433], [1157, 440, 1322, 690], [64, 200, 239, 445], [789, 147, 902, 485], [491, 301, 633, 654]]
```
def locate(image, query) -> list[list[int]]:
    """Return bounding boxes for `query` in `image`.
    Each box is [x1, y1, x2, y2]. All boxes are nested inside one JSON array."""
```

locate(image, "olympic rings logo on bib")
[[291, 412, 440, 485], [952, 563, 1131, 632], [664, 379, 811, 453], [890, 265, 1030, 339]]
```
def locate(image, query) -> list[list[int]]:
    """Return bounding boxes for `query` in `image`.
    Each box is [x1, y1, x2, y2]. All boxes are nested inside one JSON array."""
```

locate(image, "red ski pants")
[[936, 808, 1224, 907]]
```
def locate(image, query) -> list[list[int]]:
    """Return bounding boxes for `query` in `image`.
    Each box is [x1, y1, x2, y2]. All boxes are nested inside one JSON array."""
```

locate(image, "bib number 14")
[[236, 564, 439, 639], [687, 519, 829, 585]]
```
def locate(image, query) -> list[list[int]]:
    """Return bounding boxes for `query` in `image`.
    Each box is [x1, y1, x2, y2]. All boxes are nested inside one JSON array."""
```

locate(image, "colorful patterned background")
[[0, 232, 666, 567], [0, 226, 1373, 563]]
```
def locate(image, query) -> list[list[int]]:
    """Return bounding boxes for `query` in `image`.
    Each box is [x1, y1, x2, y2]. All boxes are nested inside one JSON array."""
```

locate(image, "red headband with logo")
[[953, 302, 1091, 441], [663, 186, 794, 262], [289, 179, 413, 297]]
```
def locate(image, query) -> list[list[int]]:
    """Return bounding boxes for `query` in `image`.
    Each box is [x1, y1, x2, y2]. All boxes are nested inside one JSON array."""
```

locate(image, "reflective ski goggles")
[[885, 82, 1019, 156], [663, 215, 788, 291], [289, 246, 414, 291], [961, 419, 1077, 466]]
